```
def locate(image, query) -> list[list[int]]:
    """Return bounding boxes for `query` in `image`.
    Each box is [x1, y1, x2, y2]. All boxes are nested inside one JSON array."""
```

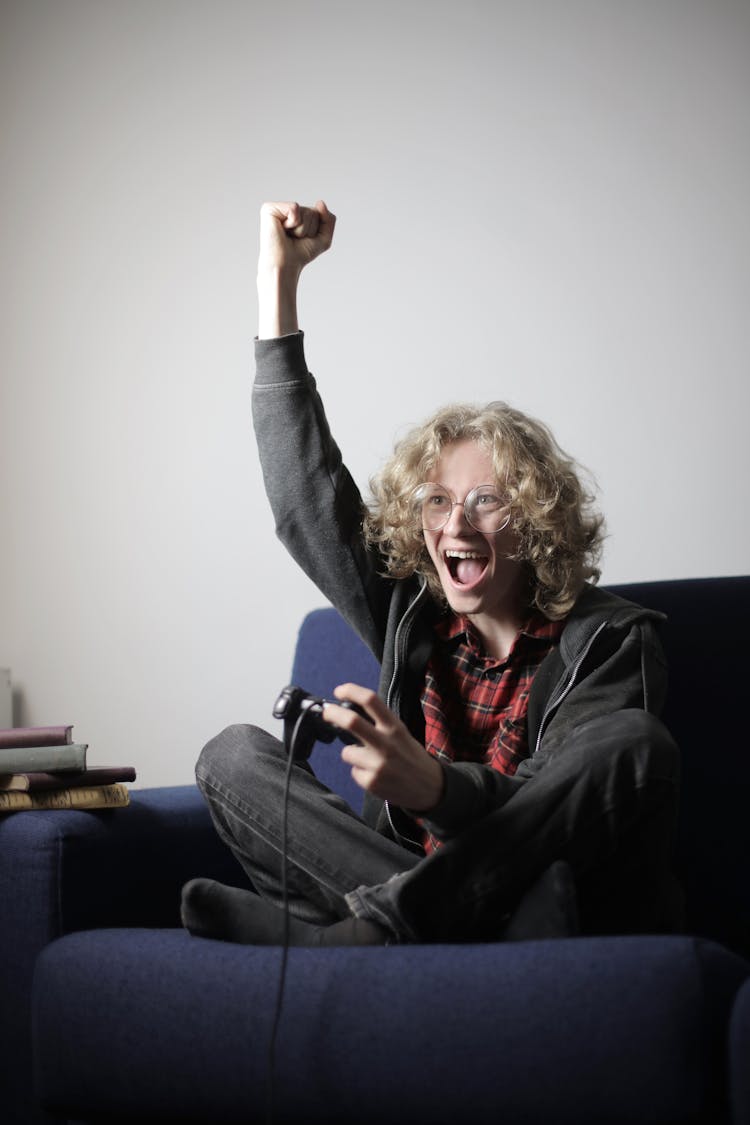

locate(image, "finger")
[[281, 203, 302, 230], [260, 200, 299, 229], [345, 759, 381, 795], [327, 689, 386, 741], [273, 199, 325, 241], [284, 201, 334, 242], [312, 199, 336, 248], [340, 742, 387, 793], [332, 683, 387, 721], [290, 210, 320, 240], [260, 200, 316, 241], [340, 741, 381, 769], [322, 699, 379, 746]]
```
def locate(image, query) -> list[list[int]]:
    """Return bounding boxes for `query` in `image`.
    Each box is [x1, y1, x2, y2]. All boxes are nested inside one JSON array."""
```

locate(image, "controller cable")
[[265, 689, 368, 1123], [265, 709, 307, 1125]]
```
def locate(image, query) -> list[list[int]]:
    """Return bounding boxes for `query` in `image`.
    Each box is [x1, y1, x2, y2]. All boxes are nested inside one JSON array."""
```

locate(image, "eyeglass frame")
[[411, 482, 512, 534]]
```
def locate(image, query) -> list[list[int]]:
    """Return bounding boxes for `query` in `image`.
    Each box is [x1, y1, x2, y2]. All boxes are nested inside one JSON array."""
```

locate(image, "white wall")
[[1, 0, 748, 788]]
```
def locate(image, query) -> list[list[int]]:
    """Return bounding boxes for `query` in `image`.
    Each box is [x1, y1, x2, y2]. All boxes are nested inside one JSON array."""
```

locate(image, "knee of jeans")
[[560, 709, 679, 790], [616, 709, 679, 781], [195, 723, 269, 792], [588, 708, 680, 790]]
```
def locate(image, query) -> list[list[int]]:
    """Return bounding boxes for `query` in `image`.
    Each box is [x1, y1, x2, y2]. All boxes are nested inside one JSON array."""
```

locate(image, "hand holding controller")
[[273, 685, 374, 760], [320, 698, 373, 745]]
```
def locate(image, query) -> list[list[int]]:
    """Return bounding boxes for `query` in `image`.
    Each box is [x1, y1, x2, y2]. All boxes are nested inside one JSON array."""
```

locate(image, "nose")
[[443, 498, 472, 536]]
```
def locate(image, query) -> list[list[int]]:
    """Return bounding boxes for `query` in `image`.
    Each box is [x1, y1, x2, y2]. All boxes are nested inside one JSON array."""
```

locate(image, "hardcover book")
[[0, 782, 130, 813], [0, 725, 73, 749], [0, 766, 136, 792], [0, 743, 87, 774]]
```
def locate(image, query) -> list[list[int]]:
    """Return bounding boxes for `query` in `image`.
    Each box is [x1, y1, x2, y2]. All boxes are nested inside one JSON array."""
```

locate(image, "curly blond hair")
[[363, 401, 605, 620]]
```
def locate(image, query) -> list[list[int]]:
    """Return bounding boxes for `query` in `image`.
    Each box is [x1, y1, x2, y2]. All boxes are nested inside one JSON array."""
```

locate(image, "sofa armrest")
[[0, 785, 247, 1125], [0, 784, 247, 936]]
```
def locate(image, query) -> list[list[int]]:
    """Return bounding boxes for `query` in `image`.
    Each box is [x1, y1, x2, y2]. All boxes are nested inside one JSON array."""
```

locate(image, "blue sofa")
[[1, 577, 749, 1124]]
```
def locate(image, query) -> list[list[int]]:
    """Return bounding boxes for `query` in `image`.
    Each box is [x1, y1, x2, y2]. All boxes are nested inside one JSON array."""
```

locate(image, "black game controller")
[[273, 685, 374, 761]]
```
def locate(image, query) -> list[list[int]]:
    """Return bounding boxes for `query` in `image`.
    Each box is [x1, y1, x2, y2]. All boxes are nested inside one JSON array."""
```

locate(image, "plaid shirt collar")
[[435, 610, 562, 665]]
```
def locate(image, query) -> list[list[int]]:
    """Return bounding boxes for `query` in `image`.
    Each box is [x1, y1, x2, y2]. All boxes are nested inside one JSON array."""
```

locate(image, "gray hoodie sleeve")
[[252, 332, 391, 659]]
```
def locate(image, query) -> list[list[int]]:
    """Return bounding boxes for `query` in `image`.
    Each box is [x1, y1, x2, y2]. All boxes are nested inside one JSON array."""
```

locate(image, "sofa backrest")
[[291, 608, 380, 814], [290, 576, 750, 955], [610, 576, 749, 956]]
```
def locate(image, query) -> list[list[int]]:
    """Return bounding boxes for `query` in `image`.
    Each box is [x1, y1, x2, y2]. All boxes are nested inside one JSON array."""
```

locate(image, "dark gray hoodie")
[[252, 332, 668, 849]]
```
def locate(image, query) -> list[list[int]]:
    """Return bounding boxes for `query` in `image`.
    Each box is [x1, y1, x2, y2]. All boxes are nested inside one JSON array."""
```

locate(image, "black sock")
[[180, 878, 392, 947]]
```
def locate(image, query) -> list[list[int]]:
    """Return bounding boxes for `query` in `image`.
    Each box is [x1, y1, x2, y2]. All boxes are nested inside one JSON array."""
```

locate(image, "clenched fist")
[[257, 199, 336, 338], [258, 200, 336, 275]]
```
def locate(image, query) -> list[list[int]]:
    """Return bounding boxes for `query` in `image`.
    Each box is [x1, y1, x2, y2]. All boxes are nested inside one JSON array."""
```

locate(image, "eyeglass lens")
[[413, 484, 510, 533]]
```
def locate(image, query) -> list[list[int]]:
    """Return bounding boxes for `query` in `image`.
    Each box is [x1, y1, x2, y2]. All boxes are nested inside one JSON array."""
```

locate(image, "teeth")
[[445, 550, 485, 559]]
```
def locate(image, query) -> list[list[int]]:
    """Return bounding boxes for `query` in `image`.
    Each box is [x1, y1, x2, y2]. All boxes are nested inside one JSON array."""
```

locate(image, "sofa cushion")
[[730, 976, 750, 1125], [33, 929, 748, 1124]]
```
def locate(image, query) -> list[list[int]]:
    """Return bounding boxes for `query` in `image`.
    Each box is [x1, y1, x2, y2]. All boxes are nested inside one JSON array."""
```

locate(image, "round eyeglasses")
[[411, 484, 512, 534]]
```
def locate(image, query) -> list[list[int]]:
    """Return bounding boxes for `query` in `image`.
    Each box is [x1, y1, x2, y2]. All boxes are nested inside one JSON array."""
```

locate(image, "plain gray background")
[[1, 0, 748, 787]]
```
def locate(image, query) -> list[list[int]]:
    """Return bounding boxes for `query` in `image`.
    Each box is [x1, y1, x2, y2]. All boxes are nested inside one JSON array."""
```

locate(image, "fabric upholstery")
[[0, 787, 249, 1125], [1, 575, 747, 1124], [731, 977, 750, 1125], [33, 929, 747, 1125], [612, 577, 750, 955], [291, 605, 380, 813]]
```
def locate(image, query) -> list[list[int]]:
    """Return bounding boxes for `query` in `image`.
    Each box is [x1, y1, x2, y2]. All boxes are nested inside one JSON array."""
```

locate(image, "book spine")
[[0, 744, 87, 774], [0, 725, 73, 749], [0, 767, 137, 792], [0, 783, 130, 812]]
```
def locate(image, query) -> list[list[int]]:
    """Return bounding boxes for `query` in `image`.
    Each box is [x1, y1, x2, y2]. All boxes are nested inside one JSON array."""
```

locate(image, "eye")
[[473, 491, 503, 509]]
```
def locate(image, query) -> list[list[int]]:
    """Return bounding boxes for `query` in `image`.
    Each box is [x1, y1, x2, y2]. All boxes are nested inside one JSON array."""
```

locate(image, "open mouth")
[[444, 550, 489, 587]]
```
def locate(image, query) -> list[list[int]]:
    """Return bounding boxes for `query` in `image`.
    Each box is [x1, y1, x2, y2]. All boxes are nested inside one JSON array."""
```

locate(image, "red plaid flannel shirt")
[[419, 611, 565, 852]]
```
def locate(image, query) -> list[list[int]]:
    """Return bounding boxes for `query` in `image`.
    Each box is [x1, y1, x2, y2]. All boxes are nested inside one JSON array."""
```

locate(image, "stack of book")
[[0, 725, 135, 813]]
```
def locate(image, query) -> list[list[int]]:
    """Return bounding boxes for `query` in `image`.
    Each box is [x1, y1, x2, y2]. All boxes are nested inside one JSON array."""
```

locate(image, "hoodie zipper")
[[386, 581, 428, 715], [384, 582, 429, 848]]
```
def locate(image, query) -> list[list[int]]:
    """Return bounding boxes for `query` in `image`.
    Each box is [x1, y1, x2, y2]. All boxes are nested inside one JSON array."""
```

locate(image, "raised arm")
[[257, 200, 336, 338], [252, 198, 392, 658], [254, 200, 445, 813]]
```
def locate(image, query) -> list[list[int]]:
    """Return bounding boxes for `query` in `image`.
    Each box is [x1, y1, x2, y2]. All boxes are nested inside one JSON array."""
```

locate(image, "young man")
[[181, 200, 682, 946]]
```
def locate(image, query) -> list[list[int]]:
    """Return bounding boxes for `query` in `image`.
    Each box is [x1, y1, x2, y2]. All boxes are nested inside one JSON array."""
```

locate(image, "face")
[[421, 439, 525, 628]]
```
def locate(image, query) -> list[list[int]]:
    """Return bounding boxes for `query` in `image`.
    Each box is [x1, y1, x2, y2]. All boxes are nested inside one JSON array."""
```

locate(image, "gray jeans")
[[196, 724, 421, 927], [196, 709, 682, 942]]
